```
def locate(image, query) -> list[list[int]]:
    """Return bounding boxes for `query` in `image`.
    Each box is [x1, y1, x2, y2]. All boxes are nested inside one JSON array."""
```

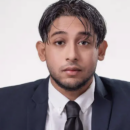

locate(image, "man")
[[0, 0, 130, 130]]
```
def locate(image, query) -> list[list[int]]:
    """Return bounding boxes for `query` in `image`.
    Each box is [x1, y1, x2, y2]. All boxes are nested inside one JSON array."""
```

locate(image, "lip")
[[63, 66, 81, 76], [63, 66, 81, 71], [64, 70, 81, 76]]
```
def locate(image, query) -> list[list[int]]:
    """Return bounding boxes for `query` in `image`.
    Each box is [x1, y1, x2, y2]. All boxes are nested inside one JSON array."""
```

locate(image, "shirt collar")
[[49, 79, 69, 115], [49, 76, 95, 115], [75, 76, 95, 113]]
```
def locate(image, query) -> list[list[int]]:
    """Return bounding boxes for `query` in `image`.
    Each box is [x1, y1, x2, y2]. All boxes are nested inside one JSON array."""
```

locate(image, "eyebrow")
[[50, 31, 92, 38]]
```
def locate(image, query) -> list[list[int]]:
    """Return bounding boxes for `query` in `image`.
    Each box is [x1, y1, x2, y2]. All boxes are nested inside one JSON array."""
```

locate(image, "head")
[[36, 0, 108, 91]]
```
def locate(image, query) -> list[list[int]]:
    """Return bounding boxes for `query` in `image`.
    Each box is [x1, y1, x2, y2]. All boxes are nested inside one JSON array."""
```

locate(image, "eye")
[[55, 41, 65, 46], [79, 41, 89, 45]]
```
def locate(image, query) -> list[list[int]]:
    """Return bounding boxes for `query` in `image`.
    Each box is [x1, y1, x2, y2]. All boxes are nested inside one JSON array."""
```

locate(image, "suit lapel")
[[92, 74, 112, 130], [26, 74, 112, 130], [27, 76, 49, 130]]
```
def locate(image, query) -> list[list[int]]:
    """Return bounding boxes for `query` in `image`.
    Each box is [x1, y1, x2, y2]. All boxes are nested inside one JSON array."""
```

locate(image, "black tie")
[[64, 101, 83, 130]]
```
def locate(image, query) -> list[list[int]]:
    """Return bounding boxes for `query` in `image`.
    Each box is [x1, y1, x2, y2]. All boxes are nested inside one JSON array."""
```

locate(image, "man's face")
[[36, 16, 107, 91]]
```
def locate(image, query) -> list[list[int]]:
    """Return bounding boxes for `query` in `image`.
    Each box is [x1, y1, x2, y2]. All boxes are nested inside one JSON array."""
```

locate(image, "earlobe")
[[36, 41, 46, 62], [98, 40, 108, 61]]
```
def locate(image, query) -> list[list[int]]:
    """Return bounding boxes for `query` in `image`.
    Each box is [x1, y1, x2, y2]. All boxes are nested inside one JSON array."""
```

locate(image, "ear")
[[36, 41, 46, 62], [98, 40, 108, 61]]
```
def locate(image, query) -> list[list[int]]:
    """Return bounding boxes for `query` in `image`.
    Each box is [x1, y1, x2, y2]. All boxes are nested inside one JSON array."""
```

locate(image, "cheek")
[[82, 49, 98, 66], [91, 51, 98, 67], [45, 48, 61, 68]]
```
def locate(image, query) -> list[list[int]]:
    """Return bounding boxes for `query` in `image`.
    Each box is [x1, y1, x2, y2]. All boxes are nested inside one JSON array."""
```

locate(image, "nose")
[[65, 42, 79, 62]]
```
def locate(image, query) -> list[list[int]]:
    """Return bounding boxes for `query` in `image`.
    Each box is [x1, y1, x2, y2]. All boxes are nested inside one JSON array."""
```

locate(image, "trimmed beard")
[[50, 71, 95, 91]]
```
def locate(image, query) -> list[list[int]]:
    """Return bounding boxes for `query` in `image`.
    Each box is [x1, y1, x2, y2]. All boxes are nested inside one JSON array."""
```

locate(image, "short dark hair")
[[38, 0, 107, 47]]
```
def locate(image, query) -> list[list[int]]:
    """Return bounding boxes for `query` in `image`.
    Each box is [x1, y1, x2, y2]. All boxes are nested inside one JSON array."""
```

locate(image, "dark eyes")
[[54, 41, 89, 46], [79, 41, 89, 45], [55, 41, 64, 46]]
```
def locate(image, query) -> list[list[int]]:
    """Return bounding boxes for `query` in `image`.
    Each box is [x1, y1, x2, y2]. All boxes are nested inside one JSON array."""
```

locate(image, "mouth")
[[63, 70, 81, 76], [62, 66, 82, 76]]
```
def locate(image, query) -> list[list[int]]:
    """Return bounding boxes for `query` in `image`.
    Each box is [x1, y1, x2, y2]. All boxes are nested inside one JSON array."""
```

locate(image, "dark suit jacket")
[[0, 74, 130, 130]]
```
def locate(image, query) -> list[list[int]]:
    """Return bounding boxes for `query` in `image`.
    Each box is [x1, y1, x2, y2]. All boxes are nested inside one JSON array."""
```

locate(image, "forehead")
[[49, 16, 94, 35]]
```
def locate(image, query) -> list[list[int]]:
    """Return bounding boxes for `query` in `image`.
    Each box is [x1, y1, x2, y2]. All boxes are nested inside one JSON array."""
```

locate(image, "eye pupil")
[[79, 41, 88, 45], [59, 41, 63, 44], [56, 41, 64, 45], [55, 41, 88, 46]]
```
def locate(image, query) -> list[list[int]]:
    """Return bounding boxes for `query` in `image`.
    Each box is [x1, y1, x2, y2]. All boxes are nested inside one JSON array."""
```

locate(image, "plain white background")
[[0, 0, 130, 87]]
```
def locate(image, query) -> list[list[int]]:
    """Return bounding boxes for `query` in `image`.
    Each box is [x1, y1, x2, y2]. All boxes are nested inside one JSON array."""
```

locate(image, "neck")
[[50, 77, 93, 101]]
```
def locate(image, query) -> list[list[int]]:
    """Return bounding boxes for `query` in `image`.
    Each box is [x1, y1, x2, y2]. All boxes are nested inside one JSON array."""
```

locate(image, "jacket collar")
[[92, 73, 112, 130], [32, 76, 50, 104], [28, 74, 112, 130], [27, 76, 50, 130]]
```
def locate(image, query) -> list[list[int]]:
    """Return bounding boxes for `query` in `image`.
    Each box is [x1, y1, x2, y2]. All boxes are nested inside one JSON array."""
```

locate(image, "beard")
[[49, 69, 96, 91]]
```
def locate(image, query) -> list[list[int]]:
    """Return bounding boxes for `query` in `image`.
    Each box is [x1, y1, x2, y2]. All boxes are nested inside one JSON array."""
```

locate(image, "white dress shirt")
[[45, 76, 95, 130]]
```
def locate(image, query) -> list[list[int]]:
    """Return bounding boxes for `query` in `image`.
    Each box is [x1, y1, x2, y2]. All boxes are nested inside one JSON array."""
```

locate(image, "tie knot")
[[65, 101, 81, 119]]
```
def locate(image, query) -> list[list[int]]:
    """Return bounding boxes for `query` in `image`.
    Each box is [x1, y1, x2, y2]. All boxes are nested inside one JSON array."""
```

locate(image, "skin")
[[36, 16, 108, 100]]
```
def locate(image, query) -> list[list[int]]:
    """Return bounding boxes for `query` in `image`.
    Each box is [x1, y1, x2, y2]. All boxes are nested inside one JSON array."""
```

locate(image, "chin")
[[62, 79, 82, 85], [63, 77, 81, 82]]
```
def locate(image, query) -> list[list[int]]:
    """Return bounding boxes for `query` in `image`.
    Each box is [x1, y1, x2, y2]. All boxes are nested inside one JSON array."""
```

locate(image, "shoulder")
[[100, 76, 130, 87], [0, 78, 44, 102], [0, 78, 48, 127], [99, 76, 130, 95]]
